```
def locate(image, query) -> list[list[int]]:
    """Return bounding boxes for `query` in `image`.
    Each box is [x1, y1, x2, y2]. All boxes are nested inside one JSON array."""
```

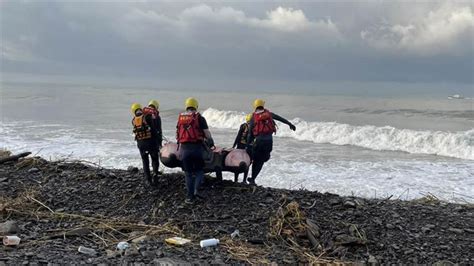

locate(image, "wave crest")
[[202, 108, 474, 160]]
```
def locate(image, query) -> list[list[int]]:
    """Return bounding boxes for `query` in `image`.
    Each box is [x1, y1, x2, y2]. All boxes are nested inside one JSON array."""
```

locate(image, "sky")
[[1, 1, 473, 92]]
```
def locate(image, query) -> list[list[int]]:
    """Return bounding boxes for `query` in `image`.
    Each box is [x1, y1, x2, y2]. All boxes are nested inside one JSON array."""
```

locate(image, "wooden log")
[[0, 152, 31, 164]]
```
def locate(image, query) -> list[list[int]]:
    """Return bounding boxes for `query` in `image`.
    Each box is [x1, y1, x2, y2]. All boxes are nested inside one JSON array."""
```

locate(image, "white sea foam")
[[2, 115, 473, 203], [202, 108, 474, 160]]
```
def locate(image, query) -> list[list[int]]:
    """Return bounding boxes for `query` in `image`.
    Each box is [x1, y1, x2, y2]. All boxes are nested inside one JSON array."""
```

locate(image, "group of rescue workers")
[[130, 98, 296, 203]]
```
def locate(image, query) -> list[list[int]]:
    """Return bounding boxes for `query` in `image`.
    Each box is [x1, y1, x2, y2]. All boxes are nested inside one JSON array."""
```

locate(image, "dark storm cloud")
[[1, 1, 473, 88]]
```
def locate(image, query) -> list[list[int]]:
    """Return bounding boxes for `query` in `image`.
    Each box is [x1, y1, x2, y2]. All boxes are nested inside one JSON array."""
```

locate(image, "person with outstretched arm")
[[246, 99, 296, 185]]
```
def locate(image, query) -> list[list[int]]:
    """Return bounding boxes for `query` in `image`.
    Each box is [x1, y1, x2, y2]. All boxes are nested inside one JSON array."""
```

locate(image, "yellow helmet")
[[130, 103, 142, 114], [245, 113, 252, 123], [253, 99, 265, 110], [185, 97, 199, 110], [148, 100, 159, 109]]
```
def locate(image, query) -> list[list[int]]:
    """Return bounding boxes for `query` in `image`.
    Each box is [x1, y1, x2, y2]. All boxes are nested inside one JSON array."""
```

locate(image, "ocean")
[[1, 81, 473, 202]]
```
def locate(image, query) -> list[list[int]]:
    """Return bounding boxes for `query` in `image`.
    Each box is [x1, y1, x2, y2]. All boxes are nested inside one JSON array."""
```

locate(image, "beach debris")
[[200, 238, 219, 248], [3, 236, 21, 246], [116, 241, 130, 251], [0, 220, 19, 234], [230, 229, 240, 239], [165, 237, 191, 246], [0, 152, 31, 164], [78, 246, 97, 255]]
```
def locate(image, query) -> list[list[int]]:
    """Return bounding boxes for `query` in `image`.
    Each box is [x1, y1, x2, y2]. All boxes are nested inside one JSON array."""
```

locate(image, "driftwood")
[[0, 152, 31, 164]]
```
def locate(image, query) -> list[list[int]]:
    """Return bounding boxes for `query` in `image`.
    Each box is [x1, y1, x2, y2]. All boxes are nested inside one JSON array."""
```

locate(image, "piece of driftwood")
[[0, 152, 31, 164]]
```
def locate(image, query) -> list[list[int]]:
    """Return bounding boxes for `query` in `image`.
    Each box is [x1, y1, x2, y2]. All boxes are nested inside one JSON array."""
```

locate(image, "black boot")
[[247, 178, 256, 185], [152, 174, 159, 187], [145, 174, 153, 186]]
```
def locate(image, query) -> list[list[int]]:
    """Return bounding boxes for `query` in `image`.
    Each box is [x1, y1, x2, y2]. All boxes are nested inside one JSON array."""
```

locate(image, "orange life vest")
[[252, 109, 276, 136], [132, 115, 153, 141], [176, 112, 204, 143]]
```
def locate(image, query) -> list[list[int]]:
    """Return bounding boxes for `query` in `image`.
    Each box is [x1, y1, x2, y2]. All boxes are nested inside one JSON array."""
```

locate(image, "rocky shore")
[[0, 153, 472, 264]]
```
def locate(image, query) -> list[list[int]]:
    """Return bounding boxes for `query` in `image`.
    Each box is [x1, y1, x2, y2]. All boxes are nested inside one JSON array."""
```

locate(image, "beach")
[[1, 153, 472, 264]]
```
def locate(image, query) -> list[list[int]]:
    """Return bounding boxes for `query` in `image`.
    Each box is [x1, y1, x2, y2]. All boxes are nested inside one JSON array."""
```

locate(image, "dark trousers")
[[250, 138, 272, 180], [138, 141, 159, 183], [181, 143, 205, 200]]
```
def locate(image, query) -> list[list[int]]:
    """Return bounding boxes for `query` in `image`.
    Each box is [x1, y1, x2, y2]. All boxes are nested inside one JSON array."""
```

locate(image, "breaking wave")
[[202, 108, 474, 160]]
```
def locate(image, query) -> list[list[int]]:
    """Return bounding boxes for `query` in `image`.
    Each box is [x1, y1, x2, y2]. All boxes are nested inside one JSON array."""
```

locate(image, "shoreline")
[[1, 153, 473, 264]]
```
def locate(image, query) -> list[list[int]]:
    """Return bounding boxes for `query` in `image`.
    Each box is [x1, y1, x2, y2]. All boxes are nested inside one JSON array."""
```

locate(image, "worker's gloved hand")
[[289, 124, 296, 131]]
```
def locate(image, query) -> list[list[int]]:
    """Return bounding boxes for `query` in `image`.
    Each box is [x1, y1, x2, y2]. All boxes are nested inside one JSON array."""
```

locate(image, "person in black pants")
[[131, 103, 160, 187], [247, 99, 296, 185], [176, 97, 215, 203], [232, 114, 252, 183]]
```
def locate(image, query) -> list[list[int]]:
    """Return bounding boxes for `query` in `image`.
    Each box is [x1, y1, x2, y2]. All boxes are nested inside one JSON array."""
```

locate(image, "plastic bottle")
[[200, 238, 219, 248], [78, 246, 97, 255], [3, 236, 21, 246]]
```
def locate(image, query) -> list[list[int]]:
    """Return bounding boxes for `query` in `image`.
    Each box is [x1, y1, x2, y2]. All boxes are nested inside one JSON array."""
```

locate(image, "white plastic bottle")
[[3, 236, 21, 246], [200, 238, 219, 248]]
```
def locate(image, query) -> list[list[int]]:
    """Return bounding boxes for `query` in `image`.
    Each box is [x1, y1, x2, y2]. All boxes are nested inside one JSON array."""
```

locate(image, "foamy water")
[[1, 83, 473, 202], [203, 108, 474, 160]]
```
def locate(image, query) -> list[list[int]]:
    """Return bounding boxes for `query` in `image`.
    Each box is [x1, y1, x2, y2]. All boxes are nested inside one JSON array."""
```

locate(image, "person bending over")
[[232, 114, 252, 183]]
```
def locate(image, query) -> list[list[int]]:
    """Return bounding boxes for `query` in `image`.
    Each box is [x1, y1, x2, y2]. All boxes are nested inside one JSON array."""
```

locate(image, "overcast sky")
[[1, 1, 473, 91]]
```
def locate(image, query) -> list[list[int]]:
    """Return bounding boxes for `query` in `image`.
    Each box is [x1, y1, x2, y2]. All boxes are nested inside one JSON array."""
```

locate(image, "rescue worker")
[[131, 103, 160, 187], [232, 114, 252, 183], [247, 99, 296, 185], [176, 97, 215, 203], [143, 100, 163, 150]]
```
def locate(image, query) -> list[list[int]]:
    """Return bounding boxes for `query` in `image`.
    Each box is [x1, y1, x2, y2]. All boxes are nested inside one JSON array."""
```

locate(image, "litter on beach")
[[165, 237, 191, 246], [3, 236, 21, 246]]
